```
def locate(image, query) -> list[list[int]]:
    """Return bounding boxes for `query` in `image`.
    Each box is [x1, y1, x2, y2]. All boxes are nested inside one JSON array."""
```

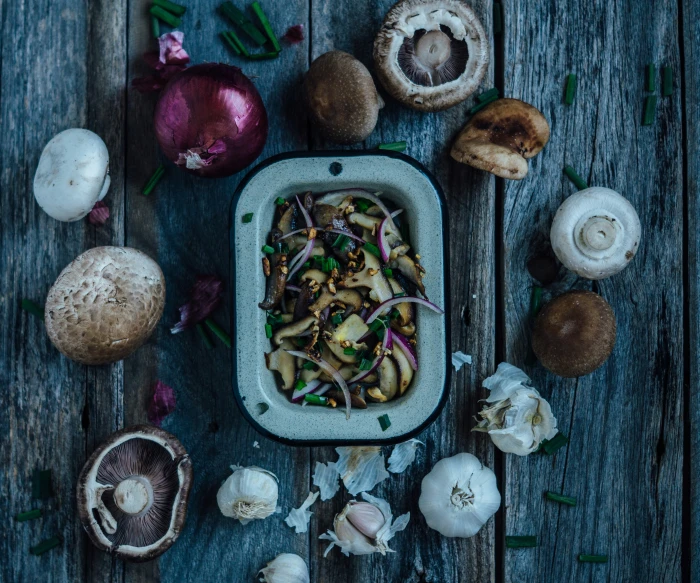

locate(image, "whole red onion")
[[154, 63, 268, 178]]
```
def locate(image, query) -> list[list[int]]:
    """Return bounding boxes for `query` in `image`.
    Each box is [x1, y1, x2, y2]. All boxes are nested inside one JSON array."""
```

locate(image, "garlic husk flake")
[[284, 491, 319, 534], [387, 439, 424, 473], [217, 465, 279, 524], [335, 446, 389, 495], [312, 461, 340, 501], [259, 553, 309, 583]]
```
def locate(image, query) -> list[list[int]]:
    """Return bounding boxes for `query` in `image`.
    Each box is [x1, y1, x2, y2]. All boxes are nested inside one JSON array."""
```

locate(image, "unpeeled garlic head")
[[216, 465, 278, 524], [259, 553, 309, 583]]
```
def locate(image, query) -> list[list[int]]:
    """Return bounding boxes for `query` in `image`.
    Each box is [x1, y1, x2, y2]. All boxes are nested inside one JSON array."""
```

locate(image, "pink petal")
[[88, 201, 109, 226], [148, 381, 176, 427], [282, 24, 305, 44], [171, 275, 224, 333], [159, 31, 190, 66]]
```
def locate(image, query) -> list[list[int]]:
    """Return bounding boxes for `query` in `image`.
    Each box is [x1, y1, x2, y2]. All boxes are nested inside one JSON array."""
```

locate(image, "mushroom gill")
[[397, 27, 469, 87]]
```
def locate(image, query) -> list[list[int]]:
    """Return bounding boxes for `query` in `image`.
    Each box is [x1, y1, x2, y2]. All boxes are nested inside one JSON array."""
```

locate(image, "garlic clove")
[[331, 513, 377, 555], [259, 553, 310, 583], [345, 501, 386, 538]]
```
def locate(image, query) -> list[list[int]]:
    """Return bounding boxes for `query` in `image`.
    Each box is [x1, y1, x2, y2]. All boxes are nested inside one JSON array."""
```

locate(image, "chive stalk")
[[219, 2, 267, 45], [15, 508, 42, 522], [378, 414, 391, 431], [529, 286, 543, 318], [32, 469, 52, 500], [378, 141, 407, 152], [294, 380, 307, 391], [662, 67, 673, 96], [477, 88, 499, 102], [149, 5, 182, 27], [545, 491, 577, 506], [304, 394, 328, 406], [242, 212, 254, 223], [225, 30, 249, 56], [151, 15, 161, 38], [142, 165, 165, 196], [541, 432, 568, 454], [563, 165, 588, 190], [343, 347, 357, 355], [262, 244, 275, 254], [469, 95, 498, 115], [221, 31, 241, 54], [645, 63, 656, 92], [564, 73, 577, 105], [274, 196, 285, 205], [205, 319, 232, 348], [21, 299, 45, 320], [642, 95, 657, 126], [331, 313, 343, 325], [264, 323, 273, 338], [152, 0, 187, 16], [364, 243, 381, 258], [247, 51, 280, 60], [251, 1, 281, 52], [302, 361, 316, 370], [30, 536, 62, 556], [383, 268, 393, 277], [506, 536, 537, 548], [196, 323, 215, 349], [578, 554, 608, 563]]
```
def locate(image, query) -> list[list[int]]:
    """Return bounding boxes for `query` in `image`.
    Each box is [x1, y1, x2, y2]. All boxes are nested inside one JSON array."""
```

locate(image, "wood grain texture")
[[501, 1, 684, 581], [309, 1, 497, 582]]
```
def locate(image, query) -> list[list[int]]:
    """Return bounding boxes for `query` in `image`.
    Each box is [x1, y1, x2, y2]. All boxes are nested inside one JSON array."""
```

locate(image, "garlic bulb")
[[217, 465, 278, 524], [259, 553, 309, 583], [474, 363, 557, 456], [419, 453, 500, 538], [319, 492, 410, 556]]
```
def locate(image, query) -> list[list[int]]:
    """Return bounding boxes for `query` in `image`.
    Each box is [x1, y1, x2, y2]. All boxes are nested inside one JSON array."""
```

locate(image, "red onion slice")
[[286, 351, 352, 419], [377, 217, 391, 262], [324, 229, 366, 244], [348, 325, 393, 383], [296, 195, 313, 228], [391, 331, 418, 371], [366, 297, 445, 324], [291, 379, 323, 402], [353, 191, 397, 230], [287, 238, 315, 280], [286, 284, 302, 292], [279, 228, 310, 241]]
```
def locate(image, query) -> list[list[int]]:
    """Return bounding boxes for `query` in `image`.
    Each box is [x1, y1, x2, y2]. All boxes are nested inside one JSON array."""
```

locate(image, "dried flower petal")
[[282, 24, 305, 44], [147, 381, 176, 426], [171, 275, 224, 334], [284, 491, 319, 534], [87, 201, 109, 226]]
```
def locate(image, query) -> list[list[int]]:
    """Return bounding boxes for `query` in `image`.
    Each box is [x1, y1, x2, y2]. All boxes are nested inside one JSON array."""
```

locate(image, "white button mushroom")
[[33, 128, 110, 221], [550, 187, 641, 279]]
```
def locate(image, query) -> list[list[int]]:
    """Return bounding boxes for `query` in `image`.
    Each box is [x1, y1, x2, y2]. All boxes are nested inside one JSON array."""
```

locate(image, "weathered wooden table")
[[2, 0, 698, 581]]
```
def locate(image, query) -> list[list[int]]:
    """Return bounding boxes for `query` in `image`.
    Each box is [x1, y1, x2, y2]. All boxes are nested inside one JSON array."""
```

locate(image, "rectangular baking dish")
[[230, 151, 451, 445]]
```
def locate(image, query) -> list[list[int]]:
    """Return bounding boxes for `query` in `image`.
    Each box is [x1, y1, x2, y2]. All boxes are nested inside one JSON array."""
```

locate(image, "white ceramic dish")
[[230, 151, 451, 445]]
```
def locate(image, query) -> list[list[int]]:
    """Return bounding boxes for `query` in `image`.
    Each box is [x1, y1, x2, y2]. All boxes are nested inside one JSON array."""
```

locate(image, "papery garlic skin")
[[475, 363, 558, 456], [419, 453, 500, 538], [217, 465, 278, 524], [259, 553, 310, 583]]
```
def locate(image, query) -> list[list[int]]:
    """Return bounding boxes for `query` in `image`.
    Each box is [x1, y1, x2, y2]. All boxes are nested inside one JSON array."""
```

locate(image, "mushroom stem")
[[114, 476, 154, 516], [415, 31, 451, 70], [577, 216, 617, 252]]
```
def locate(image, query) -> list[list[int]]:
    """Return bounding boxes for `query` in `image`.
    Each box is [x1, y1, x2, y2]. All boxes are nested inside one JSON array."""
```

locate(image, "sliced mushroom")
[[293, 281, 316, 321], [366, 387, 388, 403], [265, 340, 296, 390], [388, 278, 414, 326], [300, 365, 323, 383], [347, 212, 382, 231], [327, 314, 370, 363], [272, 316, 318, 346], [277, 204, 298, 235], [341, 249, 394, 303], [308, 287, 363, 314], [374, 356, 399, 401], [319, 366, 355, 383], [326, 388, 368, 409], [393, 350, 414, 395], [77, 425, 192, 562], [259, 229, 288, 310], [393, 320, 416, 337], [300, 269, 329, 284], [392, 254, 426, 296], [451, 98, 550, 180], [374, 0, 489, 112], [313, 203, 359, 261]]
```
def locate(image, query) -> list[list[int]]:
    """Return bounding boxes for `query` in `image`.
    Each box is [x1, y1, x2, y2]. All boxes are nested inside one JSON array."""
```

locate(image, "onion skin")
[[154, 63, 268, 178]]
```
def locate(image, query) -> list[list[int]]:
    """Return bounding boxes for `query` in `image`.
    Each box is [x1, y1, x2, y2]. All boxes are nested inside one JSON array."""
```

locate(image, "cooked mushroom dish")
[[260, 189, 444, 419]]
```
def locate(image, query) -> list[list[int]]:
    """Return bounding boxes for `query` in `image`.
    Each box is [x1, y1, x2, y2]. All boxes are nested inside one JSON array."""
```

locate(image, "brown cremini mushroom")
[[45, 247, 165, 365], [451, 98, 550, 179], [374, 0, 489, 111], [532, 290, 616, 378], [76, 425, 193, 562], [303, 51, 383, 145]]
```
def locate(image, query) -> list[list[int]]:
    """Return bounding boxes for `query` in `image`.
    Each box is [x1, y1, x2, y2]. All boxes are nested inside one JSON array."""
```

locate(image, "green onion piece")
[[32, 469, 52, 500], [247, 51, 280, 60], [359, 358, 373, 371], [394, 291, 407, 298], [274, 196, 286, 205], [343, 347, 357, 355], [564, 73, 577, 105], [205, 319, 232, 348], [304, 394, 328, 406], [225, 30, 249, 56], [301, 361, 316, 370], [332, 234, 349, 249], [642, 95, 657, 126], [153, 0, 187, 16], [369, 318, 387, 334], [578, 554, 608, 563], [378, 414, 391, 431], [242, 212, 254, 223], [542, 432, 568, 455], [196, 323, 215, 349], [383, 268, 393, 277], [30, 536, 62, 556], [331, 313, 343, 325], [563, 165, 588, 190], [251, 1, 281, 52], [294, 337, 307, 347], [21, 299, 44, 320], [149, 5, 182, 28], [662, 67, 673, 96], [493, 2, 503, 35], [469, 95, 498, 115], [264, 323, 273, 338], [142, 164, 165, 196], [645, 63, 656, 92], [274, 241, 289, 254], [15, 508, 42, 522], [389, 309, 401, 320], [151, 15, 161, 38], [477, 87, 499, 102], [221, 31, 241, 54], [266, 312, 283, 326], [364, 243, 381, 258], [505, 536, 537, 548], [529, 286, 543, 318], [262, 244, 275, 254], [378, 141, 407, 152], [302, 261, 311, 269], [294, 380, 307, 391], [355, 198, 372, 213], [545, 491, 577, 506], [219, 2, 267, 45]]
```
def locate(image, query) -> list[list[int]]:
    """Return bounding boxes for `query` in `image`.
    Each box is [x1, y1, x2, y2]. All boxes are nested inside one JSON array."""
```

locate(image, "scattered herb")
[[88, 201, 109, 226], [221, 31, 241, 55], [563, 165, 588, 190], [196, 323, 215, 348], [645, 63, 656, 92], [266, 312, 283, 326], [541, 432, 568, 455], [331, 313, 343, 325], [147, 380, 176, 427], [305, 394, 328, 406], [225, 29, 248, 56], [378, 414, 391, 431], [493, 2, 503, 35], [355, 198, 372, 213], [242, 212, 254, 223], [662, 67, 673, 96], [343, 347, 357, 355], [477, 87, 499, 102], [332, 234, 350, 249], [282, 24, 305, 45], [368, 317, 387, 335], [506, 536, 537, 548], [378, 141, 407, 152], [564, 73, 577, 105], [153, 0, 187, 16], [393, 291, 407, 298], [264, 323, 273, 338], [219, 2, 267, 45], [21, 299, 44, 320], [247, 51, 280, 60], [274, 196, 286, 205], [142, 165, 165, 196], [30, 536, 62, 556], [15, 508, 42, 522], [383, 268, 393, 277], [205, 318, 232, 348], [251, 1, 281, 52], [578, 554, 608, 563], [149, 5, 182, 28], [469, 95, 498, 115], [171, 275, 223, 333], [294, 380, 307, 391], [151, 15, 161, 38], [389, 308, 401, 320], [529, 286, 543, 318], [32, 470, 53, 500], [642, 95, 657, 126], [364, 243, 381, 258], [545, 491, 577, 506], [262, 244, 275, 254], [301, 361, 316, 370], [359, 358, 373, 371]]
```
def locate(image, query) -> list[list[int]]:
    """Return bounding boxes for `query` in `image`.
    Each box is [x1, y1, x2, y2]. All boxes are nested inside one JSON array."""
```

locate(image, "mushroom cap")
[[33, 128, 110, 221], [76, 424, 193, 562], [532, 290, 616, 378], [450, 98, 550, 179], [45, 246, 165, 365], [550, 187, 642, 280], [373, 0, 489, 112], [303, 51, 382, 145]]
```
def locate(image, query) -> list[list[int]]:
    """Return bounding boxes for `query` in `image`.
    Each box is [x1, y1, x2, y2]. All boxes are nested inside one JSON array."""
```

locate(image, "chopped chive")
[[564, 73, 577, 105], [142, 164, 165, 196], [221, 31, 241, 54], [302, 261, 311, 269], [378, 414, 391, 431], [264, 323, 273, 338], [542, 432, 568, 455], [331, 313, 343, 325], [301, 361, 316, 370], [242, 212, 254, 223], [359, 358, 373, 371], [662, 67, 673, 96], [493, 2, 503, 35], [266, 312, 283, 326], [205, 319, 232, 348], [578, 554, 608, 563], [545, 491, 577, 506], [563, 165, 588, 190], [529, 286, 543, 318], [149, 5, 182, 27], [355, 198, 372, 213], [251, 1, 281, 52], [21, 299, 44, 320], [378, 141, 407, 152], [343, 347, 357, 355], [262, 244, 275, 254], [32, 469, 52, 500], [394, 291, 407, 298], [642, 95, 657, 126], [389, 308, 401, 320], [30, 536, 62, 556], [196, 323, 215, 349], [477, 87, 499, 102], [219, 2, 267, 45], [304, 394, 328, 406], [274, 196, 286, 205], [247, 51, 280, 60], [332, 234, 349, 249], [151, 15, 161, 38], [152, 0, 187, 16], [15, 508, 42, 522], [225, 30, 249, 56], [364, 243, 381, 258], [469, 95, 498, 115], [294, 337, 307, 347], [645, 63, 656, 92], [506, 536, 537, 548], [383, 268, 393, 278], [294, 380, 307, 391]]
